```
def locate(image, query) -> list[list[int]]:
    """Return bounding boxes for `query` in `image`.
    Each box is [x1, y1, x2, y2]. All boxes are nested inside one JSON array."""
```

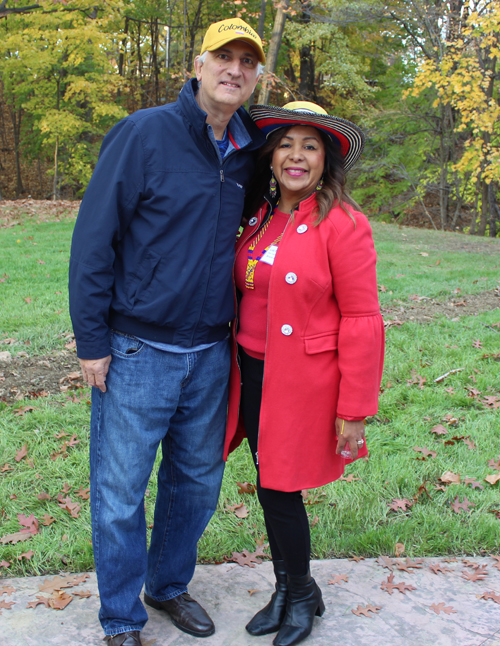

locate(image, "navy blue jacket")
[[69, 79, 265, 359]]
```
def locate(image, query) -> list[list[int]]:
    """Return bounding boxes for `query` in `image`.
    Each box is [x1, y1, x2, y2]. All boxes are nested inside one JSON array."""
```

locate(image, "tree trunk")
[[476, 179, 488, 236], [186, 0, 203, 75], [248, 0, 268, 106], [488, 182, 496, 238], [118, 16, 129, 77], [258, 0, 290, 105], [9, 106, 23, 197], [299, 2, 315, 99], [53, 136, 59, 201]]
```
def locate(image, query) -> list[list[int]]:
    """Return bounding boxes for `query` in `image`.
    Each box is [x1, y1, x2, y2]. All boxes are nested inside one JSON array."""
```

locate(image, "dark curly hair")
[[243, 126, 359, 225]]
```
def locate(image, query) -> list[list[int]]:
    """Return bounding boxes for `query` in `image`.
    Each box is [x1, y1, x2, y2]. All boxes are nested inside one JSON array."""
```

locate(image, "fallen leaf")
[[434, 484, 447, 491], [431, 424, 448, 435], [388, 498, 413, 512], [15, 444, 28, 461], [236, 482, 257, 495], [487, 458, 500, 471], [73, 590, 92, 598], [27, 596, 51, 609], [0, 586, 15, 596], [482, 396, 500, 409], [301, 489, 327, 505], [18, 513, 39, 535], [49, 591, 73, 610], [472, 339, 483, 348], [464, 438, 476, 450], [328, 574, 348, 585], [376, 556, 394, 571], [348, 555, 365, 562], [450, 496, 474, 513], [41, 514, 56, 526], [464, 478, 484, 490], [14, 406, 37, 417], [381, 573, 416, 595], [0, 599, 15, 610], [440, 471, 461, 485], [17, 550, 35, 561], [247, 589, 259, 596], [351, 603, 381, 618], [0, 561, 11, 568], [429, 563, 453, 575], [395, 543, 405, 557], [0, 532, 32, 545], [36, 492, 51, 500], [406, 369, 426, 389], [338, 474, 360, 482], [413, 446, 437, 459], [1, 463, 13, 472], [57, 496, 81, 519], [477, 591, 500, 604], [485, 474, 500, 486], [462, 569, 487, 582], [430, 602, 457, 615], [75, 487, 90, 500], [227, 549, 263, 568], [491, 555, 500, 570]]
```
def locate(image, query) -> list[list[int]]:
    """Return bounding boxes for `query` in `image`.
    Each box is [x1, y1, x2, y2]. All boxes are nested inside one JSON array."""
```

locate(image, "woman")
[[224, 102, 384, 646]]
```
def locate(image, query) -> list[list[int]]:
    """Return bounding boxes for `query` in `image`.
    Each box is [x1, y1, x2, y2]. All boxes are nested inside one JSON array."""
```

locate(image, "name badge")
[[260, 245, 278, 266]]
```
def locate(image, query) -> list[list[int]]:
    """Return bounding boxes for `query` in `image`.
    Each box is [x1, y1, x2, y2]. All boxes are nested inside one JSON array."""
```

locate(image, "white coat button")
[[285, 272, 297, 284], [281, 324, 293, 336], [297, 224, 308, 234], [248, 217, 258, 226]]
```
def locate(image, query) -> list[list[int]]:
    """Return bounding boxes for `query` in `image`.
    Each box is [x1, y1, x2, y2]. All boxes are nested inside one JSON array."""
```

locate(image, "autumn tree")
[[0, 0, 126, 197], [408, 1, 500, 236]]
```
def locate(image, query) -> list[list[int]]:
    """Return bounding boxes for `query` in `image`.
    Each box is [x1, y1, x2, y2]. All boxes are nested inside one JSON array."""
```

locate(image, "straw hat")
[[249, 101, 365, 172]]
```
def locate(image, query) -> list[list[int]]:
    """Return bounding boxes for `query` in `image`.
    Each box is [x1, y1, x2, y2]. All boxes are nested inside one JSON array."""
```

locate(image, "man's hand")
[[79, 356, 111, 392], [335, 418, 365, 460]]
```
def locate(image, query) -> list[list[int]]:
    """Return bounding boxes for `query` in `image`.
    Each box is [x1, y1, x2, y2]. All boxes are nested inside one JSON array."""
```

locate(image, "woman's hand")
[[335, 418, 365, 459]]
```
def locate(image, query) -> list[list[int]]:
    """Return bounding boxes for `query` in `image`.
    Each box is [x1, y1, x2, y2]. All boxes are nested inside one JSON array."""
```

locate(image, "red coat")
[[224, 193, 385, 492]]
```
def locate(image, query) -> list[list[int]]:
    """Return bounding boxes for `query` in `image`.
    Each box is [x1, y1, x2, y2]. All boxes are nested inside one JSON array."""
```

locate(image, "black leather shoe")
[[246, 560, 288, 635], [103, 632, 142, 646], [144, 592, 215, 638]]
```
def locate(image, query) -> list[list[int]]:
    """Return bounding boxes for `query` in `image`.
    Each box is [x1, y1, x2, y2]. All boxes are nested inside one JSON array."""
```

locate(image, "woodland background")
[[0, 0, 499, 236]]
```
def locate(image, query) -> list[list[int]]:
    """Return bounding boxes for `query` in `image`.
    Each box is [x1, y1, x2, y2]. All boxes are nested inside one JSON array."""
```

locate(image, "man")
[[69, 19, 265, 646]]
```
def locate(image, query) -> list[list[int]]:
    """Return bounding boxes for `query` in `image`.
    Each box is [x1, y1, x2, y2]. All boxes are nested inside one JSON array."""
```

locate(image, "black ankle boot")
[[272, 571, 325, 646], [246, 560, 288, 636]]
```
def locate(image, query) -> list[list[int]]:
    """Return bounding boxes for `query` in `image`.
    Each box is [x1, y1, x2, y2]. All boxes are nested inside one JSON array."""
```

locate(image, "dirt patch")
[[0, 351, 83, 404], [383, 288, 500, 326], [0, 199, 80, 227]]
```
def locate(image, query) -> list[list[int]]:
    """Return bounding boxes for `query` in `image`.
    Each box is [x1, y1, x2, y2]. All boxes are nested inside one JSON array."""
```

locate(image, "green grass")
[[0, 215, 499, 576]]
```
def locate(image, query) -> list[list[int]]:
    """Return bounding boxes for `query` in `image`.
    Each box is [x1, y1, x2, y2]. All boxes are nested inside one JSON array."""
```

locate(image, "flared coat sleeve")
[[326, 208, 384, 420]]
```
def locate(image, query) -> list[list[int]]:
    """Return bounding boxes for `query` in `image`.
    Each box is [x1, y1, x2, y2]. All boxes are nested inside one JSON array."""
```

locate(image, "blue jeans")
[[90, 331, 230, 636]]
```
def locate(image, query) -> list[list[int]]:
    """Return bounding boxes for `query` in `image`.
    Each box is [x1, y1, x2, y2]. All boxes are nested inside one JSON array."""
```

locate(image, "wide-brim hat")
[[249, 101, 365, 172], [200, 19, 265, 64]]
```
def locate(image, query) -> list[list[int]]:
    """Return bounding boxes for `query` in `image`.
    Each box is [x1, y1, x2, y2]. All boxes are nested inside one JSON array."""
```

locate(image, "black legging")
[[239, 348, 310, 577]]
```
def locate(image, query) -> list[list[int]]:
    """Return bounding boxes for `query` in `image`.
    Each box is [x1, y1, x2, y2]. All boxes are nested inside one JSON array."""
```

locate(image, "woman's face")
[[271, 125, 326, 206]]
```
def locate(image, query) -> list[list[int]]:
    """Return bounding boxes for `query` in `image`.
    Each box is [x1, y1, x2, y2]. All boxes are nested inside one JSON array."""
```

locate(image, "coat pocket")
[[304, 331, 339, 355], [127, 250, 161, 304]]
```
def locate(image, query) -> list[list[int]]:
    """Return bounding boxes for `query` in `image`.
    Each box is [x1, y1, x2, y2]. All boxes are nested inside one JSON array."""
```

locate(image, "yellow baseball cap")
[[200, 19, 265, 64]]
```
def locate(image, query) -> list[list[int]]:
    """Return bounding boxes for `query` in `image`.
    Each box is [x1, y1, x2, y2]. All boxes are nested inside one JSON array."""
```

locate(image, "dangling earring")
[[269, 168, 277, 199], [316, 177, 324, 191]]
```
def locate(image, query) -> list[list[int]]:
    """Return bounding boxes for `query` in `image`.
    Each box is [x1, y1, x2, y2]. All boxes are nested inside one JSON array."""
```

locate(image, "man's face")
[[194, 41, 260, 112]]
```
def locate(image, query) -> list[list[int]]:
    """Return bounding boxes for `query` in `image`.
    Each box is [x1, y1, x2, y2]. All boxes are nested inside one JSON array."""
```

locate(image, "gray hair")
[[198, 50, 264, 76]]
